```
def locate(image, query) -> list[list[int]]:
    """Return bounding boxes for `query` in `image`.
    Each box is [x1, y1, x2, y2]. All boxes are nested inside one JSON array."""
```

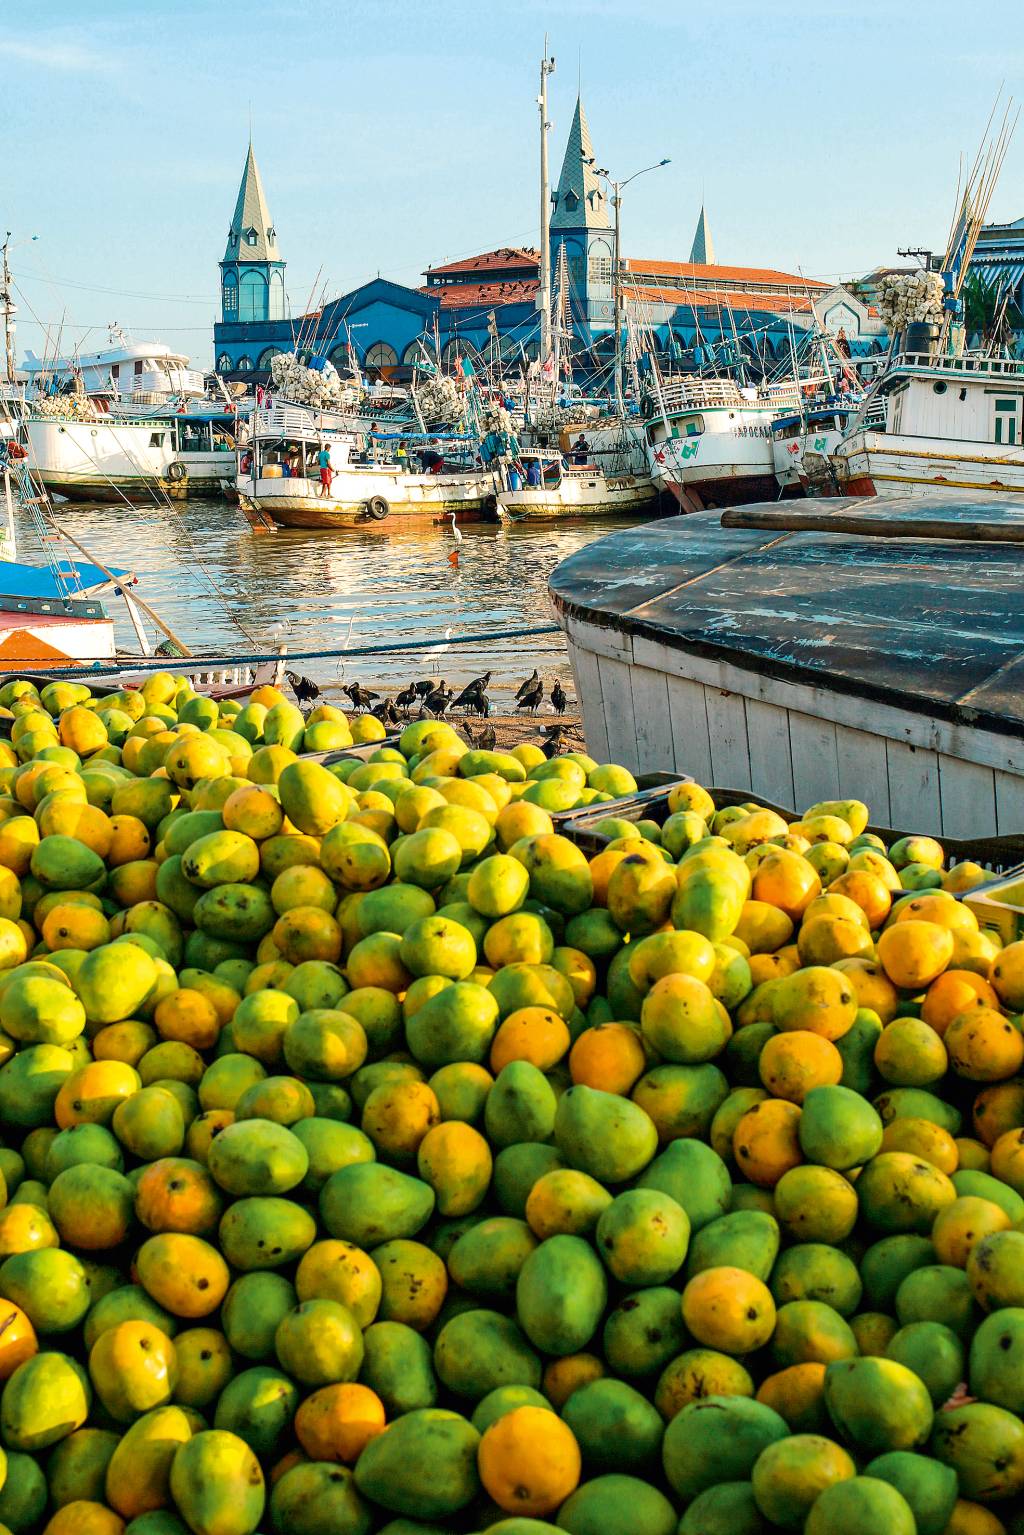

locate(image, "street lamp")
[[605, 160, 670, 413]]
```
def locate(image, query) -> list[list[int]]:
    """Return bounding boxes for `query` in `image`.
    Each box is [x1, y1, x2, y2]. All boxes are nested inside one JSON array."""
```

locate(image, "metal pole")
[[2, 235, 15, 387], [613, 183, 624, 415], [538, 47, 555, 364]]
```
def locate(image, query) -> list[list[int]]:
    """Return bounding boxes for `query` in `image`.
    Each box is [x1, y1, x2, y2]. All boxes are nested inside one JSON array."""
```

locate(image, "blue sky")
[[2, 0, 1021, 367]]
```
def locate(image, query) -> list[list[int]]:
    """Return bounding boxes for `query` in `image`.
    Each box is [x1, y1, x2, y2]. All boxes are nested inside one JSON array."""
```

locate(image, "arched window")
[[236, 355, 253, 373], [216, 353, 233, 373], [365, 342, 398, 377], [222, 270, 238, 318], [402, 339, 437, 367], [269, 271, 285, 322], [588, 238, 613, 287], [238, 270, 268, 323], [329, 344, 352, 370], [560, 240, 585, 288], [258, 347, 283, 371]]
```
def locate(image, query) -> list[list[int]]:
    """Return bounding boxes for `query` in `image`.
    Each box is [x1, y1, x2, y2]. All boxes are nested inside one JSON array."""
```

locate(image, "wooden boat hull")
[[499, 477, 659, 521], [33, 474, 220, 503], [239, 469, 499, 529], [832, 431, 1024, 499], [661, 471, 779, 512], [548, 496, 1024, 840]]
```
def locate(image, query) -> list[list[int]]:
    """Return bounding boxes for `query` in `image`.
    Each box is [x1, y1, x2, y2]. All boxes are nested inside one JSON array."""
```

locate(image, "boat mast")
[[538, 44, 556, 366], [1, 234, 16, 387]]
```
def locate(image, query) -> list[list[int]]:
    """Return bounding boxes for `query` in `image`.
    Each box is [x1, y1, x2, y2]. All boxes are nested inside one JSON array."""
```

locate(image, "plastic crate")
[[303, 736, 403, 766], [962, 866, 1024, 944], [552, 773, 694, 848], [559, 782, 1024, 868]]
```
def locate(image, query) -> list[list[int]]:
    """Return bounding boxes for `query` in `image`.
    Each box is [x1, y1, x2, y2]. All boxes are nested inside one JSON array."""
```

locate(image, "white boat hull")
[[647, 417, 778, 510], [832, 430, 1024, 499], [27, 420, 227, 501], [239, 465, 500, 528], [498, 473, 658, 520]]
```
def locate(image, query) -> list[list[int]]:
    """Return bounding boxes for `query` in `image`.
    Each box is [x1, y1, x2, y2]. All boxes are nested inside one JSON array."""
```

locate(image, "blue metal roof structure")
[[0, 560, 129, 601]]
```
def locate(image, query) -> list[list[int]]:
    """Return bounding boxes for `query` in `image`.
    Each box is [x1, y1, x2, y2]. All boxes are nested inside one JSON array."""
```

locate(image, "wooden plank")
[[937, 755, 998, 840], [597, 655, 639, 770], [744, 698, 795, 808], [568, 642, 609, 760], [628, 666, 673, 774], [994, 769, 1024, 837], [886, 740, 942, 834], [836, 724, 892, 825], [631, 630, 1024, 777], [707, 688, 751, 789], [789, 711, 840, 808], [722, 508, 1024, 542], [666, 674, 713, 784]]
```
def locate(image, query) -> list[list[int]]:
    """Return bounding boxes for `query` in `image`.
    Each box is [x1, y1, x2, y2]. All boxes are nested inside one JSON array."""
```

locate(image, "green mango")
[[491, 1144, 565, 1217], [662, 1394, 788, 1500], [824, 1357, 933, 1454], [168, 1428, 265, 1535], [269, 1462, 370, 1535], [635, 1138, 731, 1231], [553, 1084, 657, 1183], [0, 1351, 91, 1450], [353, 1408, 480, 1520], [217, 1196, 316, 1271], [515, 1233, 607, 1356], [685, 1209, 781, 1282], [359, 1321, 437, 1416], [213, 1366, 299, 1458], [433, 1308, 541, 1400], [319, 1163, 434, 1247], [484, 1062, 557, 1149], [602, 1287, 689, 1379], [865, 1451, 958, 1535], [447, 1217, 538, 1299], [207, 1119, 308, 1197], [221, 1272, 297, 1361], [561, 1381, 665, 1473]]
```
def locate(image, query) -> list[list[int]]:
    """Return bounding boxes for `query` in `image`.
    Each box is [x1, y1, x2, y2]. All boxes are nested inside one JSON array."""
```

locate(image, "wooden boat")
[[548, 493, 1024, 838], [497, 448, 658, 520], [236, 404, 498, 529], [644, 376, 800, 511]]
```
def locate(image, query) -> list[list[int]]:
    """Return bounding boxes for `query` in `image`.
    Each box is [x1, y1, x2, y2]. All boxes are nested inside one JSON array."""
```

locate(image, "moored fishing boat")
[[236, 403, 498, 529], [643, 375, 799, 510], [772, 400, 858, 495], [496, 446, 658, 519], [26, 403, 242, 503]]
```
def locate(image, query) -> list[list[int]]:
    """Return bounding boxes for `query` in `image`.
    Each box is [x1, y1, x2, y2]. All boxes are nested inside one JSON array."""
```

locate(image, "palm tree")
[[962, 271, 1023, 348]]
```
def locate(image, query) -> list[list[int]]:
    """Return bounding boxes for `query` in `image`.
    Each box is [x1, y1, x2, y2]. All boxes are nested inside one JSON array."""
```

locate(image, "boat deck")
[[549, 493, 1024, 739]]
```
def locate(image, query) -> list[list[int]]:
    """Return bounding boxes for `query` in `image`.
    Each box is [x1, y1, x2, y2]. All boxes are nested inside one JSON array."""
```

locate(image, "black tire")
[[167, 461, 188, 482], [367, 496, 389, 521], [640, 396, 655, 420]]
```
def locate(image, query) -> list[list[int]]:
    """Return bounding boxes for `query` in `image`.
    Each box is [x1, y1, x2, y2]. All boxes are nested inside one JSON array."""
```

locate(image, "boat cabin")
[[771, 404, 855, 443], [873, 352, 1024, 444]]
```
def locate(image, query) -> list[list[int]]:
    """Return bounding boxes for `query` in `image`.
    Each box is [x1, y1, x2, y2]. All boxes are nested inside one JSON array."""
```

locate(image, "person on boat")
[[420, 442, 444, 474], [396, 440, 409, 471], [317, 444, 333, 498], [571, 434, 590, 464], [526, 457, 542, 488]]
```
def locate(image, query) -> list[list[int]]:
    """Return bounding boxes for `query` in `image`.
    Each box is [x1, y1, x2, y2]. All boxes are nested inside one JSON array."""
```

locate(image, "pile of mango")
[[0, 673, 1022, 1535]]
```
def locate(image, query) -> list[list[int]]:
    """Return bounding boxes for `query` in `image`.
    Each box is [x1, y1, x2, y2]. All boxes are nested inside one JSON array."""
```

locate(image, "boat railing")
[[252, 405, 363, 439], [659, 377, 747, 412], [891, 351, 1024, 379]]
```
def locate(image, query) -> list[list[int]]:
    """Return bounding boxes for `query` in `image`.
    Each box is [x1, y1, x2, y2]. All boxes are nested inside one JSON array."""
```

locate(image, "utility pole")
[[538, 45, 556, 365], [1, 234, 15, 387], [612, 181, 624, 414]]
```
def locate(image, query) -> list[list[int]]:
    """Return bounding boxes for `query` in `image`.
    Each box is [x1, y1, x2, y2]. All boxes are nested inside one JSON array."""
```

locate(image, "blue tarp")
[[0, 560, 129, 600]]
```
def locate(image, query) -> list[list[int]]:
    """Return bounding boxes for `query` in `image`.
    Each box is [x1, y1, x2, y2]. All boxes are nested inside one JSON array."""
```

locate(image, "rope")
[[23, 623, 565, 678]]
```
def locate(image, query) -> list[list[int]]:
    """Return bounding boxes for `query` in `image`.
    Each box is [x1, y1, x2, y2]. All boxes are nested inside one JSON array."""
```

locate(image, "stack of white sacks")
[[269, 354, 360, 410], [877, 271, 946, 335]]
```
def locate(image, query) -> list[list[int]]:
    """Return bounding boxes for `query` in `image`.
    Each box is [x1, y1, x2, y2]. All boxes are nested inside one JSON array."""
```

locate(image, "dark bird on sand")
[[286, 671, 321, 705], [551, 679, 567, 715], [344, 682, 379, 710], [515, 669, 540, 700], [516, 680, 544, 714]]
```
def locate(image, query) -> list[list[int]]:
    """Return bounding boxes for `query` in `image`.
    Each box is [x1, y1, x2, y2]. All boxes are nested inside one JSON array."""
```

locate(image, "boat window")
[[933, 382, 947, 395], [671, 415, 705, 438], [995, 398, 1020, 445], [149, 433, 166, 448]]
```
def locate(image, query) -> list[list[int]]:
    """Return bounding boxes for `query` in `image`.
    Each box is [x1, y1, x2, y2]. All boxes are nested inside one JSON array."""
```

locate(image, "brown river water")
[[16, 499, 647, 714]]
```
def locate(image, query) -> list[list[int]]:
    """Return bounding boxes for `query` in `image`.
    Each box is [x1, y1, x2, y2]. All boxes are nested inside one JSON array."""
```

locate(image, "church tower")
[[549, 97, 612, 328], [689, 205, 716, 265], [220, 143, 286, 323]]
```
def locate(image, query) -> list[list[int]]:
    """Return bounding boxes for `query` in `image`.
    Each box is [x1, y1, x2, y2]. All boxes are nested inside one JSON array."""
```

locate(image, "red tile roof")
[[422, 279, 540, 310], [425, 247, 540, 277], [625, 258, 829, 290], [630, 284, 816, 314]]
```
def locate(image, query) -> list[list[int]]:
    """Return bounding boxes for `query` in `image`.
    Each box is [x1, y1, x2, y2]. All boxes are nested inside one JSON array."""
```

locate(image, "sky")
[[2, 0, 1023, 368]]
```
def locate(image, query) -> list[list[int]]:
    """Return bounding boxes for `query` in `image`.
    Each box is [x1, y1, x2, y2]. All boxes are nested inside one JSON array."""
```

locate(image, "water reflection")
[[19, 500, 650, 709]]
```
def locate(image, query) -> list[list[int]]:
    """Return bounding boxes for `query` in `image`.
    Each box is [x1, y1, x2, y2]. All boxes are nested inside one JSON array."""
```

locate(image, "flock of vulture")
[[285, 668, 570, 733]]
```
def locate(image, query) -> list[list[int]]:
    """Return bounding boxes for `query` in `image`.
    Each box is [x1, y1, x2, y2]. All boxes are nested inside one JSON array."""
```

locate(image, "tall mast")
[[1, 234, 15, 387], [538, 45, 556, 364]]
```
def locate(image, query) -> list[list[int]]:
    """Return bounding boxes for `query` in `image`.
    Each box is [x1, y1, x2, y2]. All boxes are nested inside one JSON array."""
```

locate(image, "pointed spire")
[[550, 96, 609, 231], [224, 142, 280, 263], [689, 204, 715, 265]]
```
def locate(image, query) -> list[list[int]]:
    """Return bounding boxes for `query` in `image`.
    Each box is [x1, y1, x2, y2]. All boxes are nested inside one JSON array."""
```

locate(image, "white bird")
[[448, 513, 463, 546], [426, 625, 453, 675]]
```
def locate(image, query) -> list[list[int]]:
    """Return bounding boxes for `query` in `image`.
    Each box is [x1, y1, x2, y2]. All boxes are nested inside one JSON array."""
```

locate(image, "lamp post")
[[607, 160, 670, 414]]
